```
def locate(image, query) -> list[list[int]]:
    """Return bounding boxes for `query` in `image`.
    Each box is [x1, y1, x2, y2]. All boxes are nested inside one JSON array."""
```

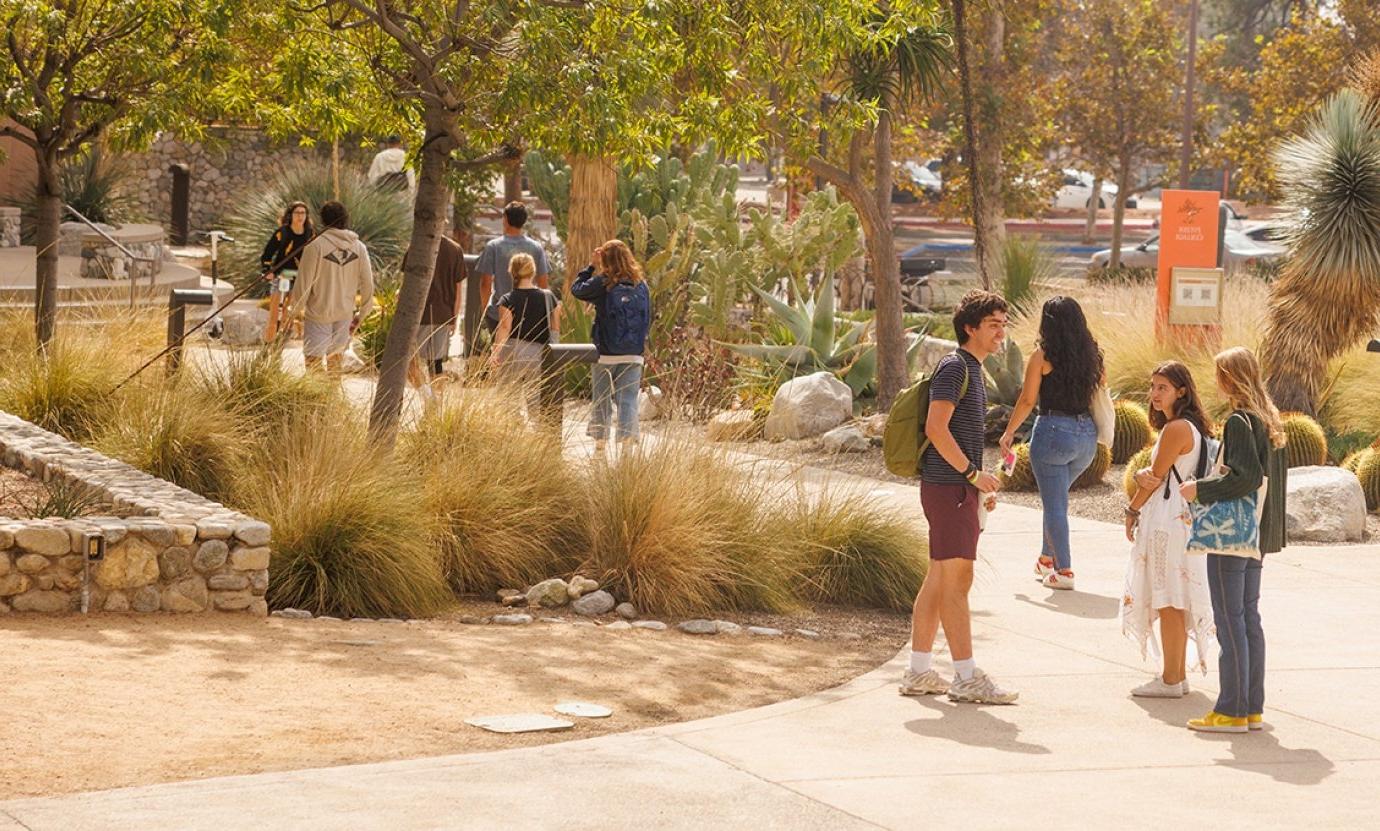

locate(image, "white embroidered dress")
[[1120, 421, 1216, 672]]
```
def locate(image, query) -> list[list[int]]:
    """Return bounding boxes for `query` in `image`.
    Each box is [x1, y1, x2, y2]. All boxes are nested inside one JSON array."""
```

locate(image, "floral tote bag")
[[1187, 413, 1268, 555]]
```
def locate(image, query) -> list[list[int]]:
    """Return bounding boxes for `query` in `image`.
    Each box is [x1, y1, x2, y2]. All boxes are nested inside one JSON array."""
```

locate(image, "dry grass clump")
[[399, 386, 586, 595], [196, 348, 341, 431], [237, 409, 450, 619]]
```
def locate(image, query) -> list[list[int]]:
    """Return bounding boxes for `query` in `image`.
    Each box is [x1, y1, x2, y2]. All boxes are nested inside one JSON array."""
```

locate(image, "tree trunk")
[[1108, 164, 1131, 271], [565, 155, 618, 282], [951, 0, 988, 289], [973, 1, 1007, 287], [368, 123, 455, 447], [503, 155, 522, 204], [1083, 178, 1101, 244], [871, 99, 907, 407], [1261, 268, 1380, 415], [34, 148, 62, 349]]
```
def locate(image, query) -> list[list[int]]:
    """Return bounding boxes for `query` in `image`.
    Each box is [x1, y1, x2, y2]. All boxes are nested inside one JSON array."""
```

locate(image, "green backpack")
[[883, 354, 970, 477]]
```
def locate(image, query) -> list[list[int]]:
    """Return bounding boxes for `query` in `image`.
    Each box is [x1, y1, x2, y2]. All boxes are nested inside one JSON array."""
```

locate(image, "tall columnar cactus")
[[1355, 449, 1380, 511], [999, 443, 1038, 492], [1280, 412, 1328, 468], [1072, 443, 1113, 490], [1123, 445, 1155, 499], [1112, 400, 1153, 464]]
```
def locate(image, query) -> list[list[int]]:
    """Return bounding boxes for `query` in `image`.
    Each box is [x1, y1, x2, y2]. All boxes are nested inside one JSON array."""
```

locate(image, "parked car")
[[892, 161, 942, 203], [1053, 169, 1138, 211], [1087, 229, 1286, 272]]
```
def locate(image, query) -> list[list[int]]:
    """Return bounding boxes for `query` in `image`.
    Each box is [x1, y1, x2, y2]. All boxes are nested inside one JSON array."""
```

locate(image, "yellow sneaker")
[[1248, 713, 1265, 731], [1187, 711, 1248, 733]]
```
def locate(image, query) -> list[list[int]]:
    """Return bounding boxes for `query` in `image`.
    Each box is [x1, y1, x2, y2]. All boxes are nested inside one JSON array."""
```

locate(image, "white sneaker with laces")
[[1132, 676, 1187, 698], [1042, 570, 1075, 591], [899, 669, 950, 696], [947, 668, 1019, 704]]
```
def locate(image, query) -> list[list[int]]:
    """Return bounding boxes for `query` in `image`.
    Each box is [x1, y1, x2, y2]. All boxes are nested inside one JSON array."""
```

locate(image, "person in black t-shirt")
[[261, 201, 313, 340], [490, 253, 558, 415]]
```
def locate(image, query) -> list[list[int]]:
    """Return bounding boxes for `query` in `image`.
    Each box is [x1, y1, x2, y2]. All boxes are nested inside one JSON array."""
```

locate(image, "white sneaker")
[[947, 668, 1019, 704], [899, 669, 951, 696], [1042, 570, 1075, 591], [1033, 557, 1055, 581], [1132, 676, 1187, 698]]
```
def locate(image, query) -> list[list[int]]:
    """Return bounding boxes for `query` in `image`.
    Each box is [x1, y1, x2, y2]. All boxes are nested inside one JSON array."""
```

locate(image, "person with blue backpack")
[[571, 239, 652, 452]]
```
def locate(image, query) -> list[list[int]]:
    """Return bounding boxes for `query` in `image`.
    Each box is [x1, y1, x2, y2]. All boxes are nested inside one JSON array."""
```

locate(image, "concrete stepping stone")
[[465, 714, 574, 734], [554, 702, 613, 719]]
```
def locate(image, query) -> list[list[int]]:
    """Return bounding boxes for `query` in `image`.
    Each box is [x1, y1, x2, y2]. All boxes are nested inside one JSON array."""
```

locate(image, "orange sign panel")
[[1157, 189, 1221, 328]]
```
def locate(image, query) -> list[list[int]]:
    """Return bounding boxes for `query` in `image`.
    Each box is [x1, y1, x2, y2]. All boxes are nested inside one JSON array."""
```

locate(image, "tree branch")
[[449, 143, 522, 170], [0, 125, 39, 150]]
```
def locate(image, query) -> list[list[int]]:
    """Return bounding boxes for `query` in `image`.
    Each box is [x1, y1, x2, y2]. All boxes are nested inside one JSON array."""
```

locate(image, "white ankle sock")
[[908, 651, 932, 674], [953, 658, 976, 681]]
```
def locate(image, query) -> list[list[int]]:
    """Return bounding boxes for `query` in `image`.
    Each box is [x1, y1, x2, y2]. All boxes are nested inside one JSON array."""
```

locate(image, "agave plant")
[[1260, 89, 1380, 414]]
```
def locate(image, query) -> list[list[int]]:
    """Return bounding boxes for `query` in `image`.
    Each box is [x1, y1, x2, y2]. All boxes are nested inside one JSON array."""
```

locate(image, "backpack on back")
[[603, 281, 651, 354], [883, 354, 970, 477], [376, 170, 410, 192]]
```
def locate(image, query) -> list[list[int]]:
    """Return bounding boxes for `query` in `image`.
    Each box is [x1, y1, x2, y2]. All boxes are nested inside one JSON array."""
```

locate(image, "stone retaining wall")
[[0, 411, 271, 616], [0, 206, 19, 248]]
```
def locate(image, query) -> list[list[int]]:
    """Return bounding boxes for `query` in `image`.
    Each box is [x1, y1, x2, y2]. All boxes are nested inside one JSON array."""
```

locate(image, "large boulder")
[[820, 424, 870, 453], [638, 386, 664, 421], [220, 308, 267, 347], [1286, 466, 1366, 543], [763, 372, 853, 440], [526, 578, 569, 608]]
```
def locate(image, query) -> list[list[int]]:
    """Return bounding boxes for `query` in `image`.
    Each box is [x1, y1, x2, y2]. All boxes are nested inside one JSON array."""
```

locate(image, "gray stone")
[[603, 620, 633, 631], [763, 372, 854, 440], [677, 619, 718, 635], [212, 590, 254, 611], [248, 598, 268, 617], [103, 591, 130, 612], [16, 554, 49, 574], [12, 590, 71, 613], [317, 616, 343, 622], [162, 577, 208, 613], [572, 590, 616, 616], [457, 616, 486, 625], [0, 573, 31, 596], [234, 521, 272, 546], [747, 626, 783, 637], [194, 540, 229, 572], [464, 714, 573, 734], [632, 620, 667, 631], [526, 578, 569, 608], [221, 308, 267, 346], [195, 519, 235, 540], [501, 594, 528, 607], [1286, 466, 1366, 543], [230, 546, 271, 571], [131, 586, 161, 613], [135, 525, 177, 547], [497, 589, 522, 602], [713, 620, 743, 635], [173, 524, 197, 546], [15, 527, 70, 557], [157, 547, 193, 580], [638, 386, 664, 421], [272, 608, 313, 620], [492, 613, 533, 625], [249, 569, 269, 595], [208, 573, 250, 591], [567, 575, 599, 599], [820, 424, 871, 453], [794, 628, 822, 639], [615, 602, 638, 620], [706, 410, 759, 442]]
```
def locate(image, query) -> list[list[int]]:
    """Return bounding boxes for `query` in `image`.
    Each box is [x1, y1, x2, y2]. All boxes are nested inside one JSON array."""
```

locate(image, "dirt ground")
[[0, 608, 905, 800], [0, 466, 48, 518]]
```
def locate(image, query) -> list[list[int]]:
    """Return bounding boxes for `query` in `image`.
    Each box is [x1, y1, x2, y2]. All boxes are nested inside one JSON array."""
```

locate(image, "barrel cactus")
[[1122, 445, 1155, 499], [1280, 412, 1327, 468], [1342, 449, 1367, 474], [1072, 442, 1113, 490], [1112, 400, 1153, 464], [999, 443, 1038, 492], [1356, 449, 1380, 511]]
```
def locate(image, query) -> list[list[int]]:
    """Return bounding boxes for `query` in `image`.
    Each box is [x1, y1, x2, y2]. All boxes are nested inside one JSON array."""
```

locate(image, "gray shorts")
[[417, 324, 452, 361], [303, 319, 351, 358]]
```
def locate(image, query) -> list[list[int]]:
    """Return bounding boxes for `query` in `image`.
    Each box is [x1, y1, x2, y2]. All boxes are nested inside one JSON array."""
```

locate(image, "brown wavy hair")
[[1148, 361, 1214, 438], [279, 201, 313, 233], [595, 239, 644, 285], [1215, 347, 1286, 448]]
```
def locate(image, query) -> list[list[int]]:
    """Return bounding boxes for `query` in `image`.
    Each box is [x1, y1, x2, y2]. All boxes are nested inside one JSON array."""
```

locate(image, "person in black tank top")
[[998, 297, 1104, 590]]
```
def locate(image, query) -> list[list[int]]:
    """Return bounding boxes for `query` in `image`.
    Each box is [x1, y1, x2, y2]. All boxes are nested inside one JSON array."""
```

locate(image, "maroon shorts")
[[920, 481, 981, 561]]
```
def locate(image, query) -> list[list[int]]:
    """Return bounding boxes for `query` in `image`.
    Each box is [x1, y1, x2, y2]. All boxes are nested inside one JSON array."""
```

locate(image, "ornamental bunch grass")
[[399, 385, 586, 595], [196, 348, 342, 433]]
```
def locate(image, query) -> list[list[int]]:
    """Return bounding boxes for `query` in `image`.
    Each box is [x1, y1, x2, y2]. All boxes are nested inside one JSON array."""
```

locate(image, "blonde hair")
[[1215, 346, 1286, 448], [508, 252, 536, 285], [596, 239, 644, 285]]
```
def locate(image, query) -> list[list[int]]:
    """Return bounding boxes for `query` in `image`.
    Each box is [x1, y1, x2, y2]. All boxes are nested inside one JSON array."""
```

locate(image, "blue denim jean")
[[589, 362, 642, 441], [1207, 554, 1265, 718], [1028, 413, 1098, 571]]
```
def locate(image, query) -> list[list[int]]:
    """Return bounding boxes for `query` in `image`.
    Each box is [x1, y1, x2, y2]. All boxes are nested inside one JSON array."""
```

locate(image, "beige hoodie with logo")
[[293, 228, 375, 323]]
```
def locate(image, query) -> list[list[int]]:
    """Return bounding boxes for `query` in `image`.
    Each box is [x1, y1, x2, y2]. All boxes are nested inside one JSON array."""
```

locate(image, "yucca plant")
[[999, 235, 1055, 315], [10, 149, 143, 243], [1260, 89, 1380, 414]]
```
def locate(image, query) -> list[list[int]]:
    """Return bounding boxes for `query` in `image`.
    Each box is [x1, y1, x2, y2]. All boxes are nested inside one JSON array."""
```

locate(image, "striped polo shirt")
[[919, 349, 987, 485]]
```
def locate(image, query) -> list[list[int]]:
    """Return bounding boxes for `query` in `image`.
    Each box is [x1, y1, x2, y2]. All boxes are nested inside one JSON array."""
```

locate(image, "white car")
[[892, 161, 942, 203], [1088, 229, 1286, 272], [1053, 169, 1138, 210]]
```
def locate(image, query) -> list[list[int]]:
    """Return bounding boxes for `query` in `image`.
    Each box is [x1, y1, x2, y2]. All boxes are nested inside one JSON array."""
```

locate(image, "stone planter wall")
[[0, 411, 271, 616], [55, 223, 167, 282], [0, 206, 19, 248]]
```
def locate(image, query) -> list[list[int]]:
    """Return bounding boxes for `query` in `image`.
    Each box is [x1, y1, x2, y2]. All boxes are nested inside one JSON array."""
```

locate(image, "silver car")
[[1088, 229, 1286, 272]]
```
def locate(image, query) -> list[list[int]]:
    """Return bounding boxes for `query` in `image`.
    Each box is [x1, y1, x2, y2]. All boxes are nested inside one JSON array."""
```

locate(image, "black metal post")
[[166, 288, 215, 373], [168, 164, 191, 246], [540, 344, 600, 429], [462, 253, 481, 357]]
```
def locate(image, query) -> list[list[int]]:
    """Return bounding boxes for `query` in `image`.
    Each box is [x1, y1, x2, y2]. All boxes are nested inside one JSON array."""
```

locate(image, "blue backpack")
[[603, 281, 651, 355]]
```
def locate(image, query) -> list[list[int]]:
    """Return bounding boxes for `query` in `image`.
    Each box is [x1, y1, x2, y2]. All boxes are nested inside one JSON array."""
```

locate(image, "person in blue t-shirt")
[[475, 201, 550, 337]]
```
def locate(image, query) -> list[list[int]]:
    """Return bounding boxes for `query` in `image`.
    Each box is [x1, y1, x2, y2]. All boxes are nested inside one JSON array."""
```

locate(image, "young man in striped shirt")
[[900, 290, 1019, 705]]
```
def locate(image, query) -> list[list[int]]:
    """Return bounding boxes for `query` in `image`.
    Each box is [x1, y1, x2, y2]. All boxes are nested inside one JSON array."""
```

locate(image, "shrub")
[[0, 339, 122, 442], [780, 488, 927, 611], [1087, 265, 1156, 286], [6, 477, 105, 519], [197, 349, 342, 432], [10, 149, 143, 243], [999, 235, 1055, 315], [1355, 448, 1380, 511], [1280, 412, 1328, 468], [999, 443, 1038, 492], [235, 410, 450, 619], [1112, 400, 1153, 464], [1123, 445, 1155, 499], [399, 388, 587, 594], [1327, 429, 1373, 467], [1072, 443, 1113, 490]]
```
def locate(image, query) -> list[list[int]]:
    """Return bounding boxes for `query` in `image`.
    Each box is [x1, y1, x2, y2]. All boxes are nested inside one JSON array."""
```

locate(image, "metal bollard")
[[168, 164, 191, 246], [540, 344, 600, 430], [166, 288, 215, 374], [461, 253, 481, 357]]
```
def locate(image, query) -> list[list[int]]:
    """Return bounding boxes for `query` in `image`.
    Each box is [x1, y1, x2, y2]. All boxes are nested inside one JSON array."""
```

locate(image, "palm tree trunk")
[[369, 122, 455, 447], [565, 155, 617, 282], [34, 147, 62, 349], [872, 97, 907, 407]]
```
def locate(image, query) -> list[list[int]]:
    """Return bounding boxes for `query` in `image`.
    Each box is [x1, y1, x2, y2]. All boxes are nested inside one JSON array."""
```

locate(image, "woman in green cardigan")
[[1179, 347, 1287, 734]]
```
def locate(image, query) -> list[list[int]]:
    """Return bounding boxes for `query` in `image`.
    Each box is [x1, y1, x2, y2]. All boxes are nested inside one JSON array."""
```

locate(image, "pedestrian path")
[[3, 447, 1376, 829]]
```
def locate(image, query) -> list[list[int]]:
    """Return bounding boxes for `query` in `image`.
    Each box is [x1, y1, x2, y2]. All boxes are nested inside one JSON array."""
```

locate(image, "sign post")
[[1156, 189, 1222, 339]]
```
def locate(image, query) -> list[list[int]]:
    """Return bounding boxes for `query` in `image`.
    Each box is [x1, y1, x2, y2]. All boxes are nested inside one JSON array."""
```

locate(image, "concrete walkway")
[[4, 463, 1377, 829]]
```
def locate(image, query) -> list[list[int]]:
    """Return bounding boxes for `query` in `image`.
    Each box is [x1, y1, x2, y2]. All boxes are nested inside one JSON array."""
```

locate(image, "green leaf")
[[810, 272, 836, 357]]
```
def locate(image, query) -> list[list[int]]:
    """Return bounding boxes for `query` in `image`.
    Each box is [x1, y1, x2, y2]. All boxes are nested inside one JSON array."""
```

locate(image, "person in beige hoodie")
[[292, 200, 374, 373]]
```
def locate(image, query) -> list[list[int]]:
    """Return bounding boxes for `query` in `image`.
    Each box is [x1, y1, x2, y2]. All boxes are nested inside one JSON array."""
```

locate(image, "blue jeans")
[[589, 362, 642, 441], [1207, 554, 1265, 718], [1028, 413, 1098, 571]]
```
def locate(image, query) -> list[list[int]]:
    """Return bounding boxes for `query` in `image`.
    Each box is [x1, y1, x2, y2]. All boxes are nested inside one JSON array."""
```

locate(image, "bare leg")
[[1159, 607, 1188, 685], [910, 563, 946, 653], [938, 559, 976, 662]]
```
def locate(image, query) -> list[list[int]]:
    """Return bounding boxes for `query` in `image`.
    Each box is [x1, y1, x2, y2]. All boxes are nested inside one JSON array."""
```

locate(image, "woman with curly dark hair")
[[999, 296, 1104, 590]]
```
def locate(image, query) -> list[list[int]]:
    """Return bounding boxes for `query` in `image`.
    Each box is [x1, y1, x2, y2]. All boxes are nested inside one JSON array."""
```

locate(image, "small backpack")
[[377, 170, 410, 192], [883, 354, 970, 477], [602, 281, 651, 355]]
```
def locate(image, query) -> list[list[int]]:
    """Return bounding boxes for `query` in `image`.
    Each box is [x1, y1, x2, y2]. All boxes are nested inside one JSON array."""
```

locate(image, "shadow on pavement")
[[1131, 690, 1216, 728], [1013, 590, 1119, 620], [904, 696, 1051, 755], [1211, 732, 1337, 786]]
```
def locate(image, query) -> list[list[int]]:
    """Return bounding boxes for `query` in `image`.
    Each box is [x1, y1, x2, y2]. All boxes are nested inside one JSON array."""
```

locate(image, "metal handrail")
[[63, 203, 159, 307]]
